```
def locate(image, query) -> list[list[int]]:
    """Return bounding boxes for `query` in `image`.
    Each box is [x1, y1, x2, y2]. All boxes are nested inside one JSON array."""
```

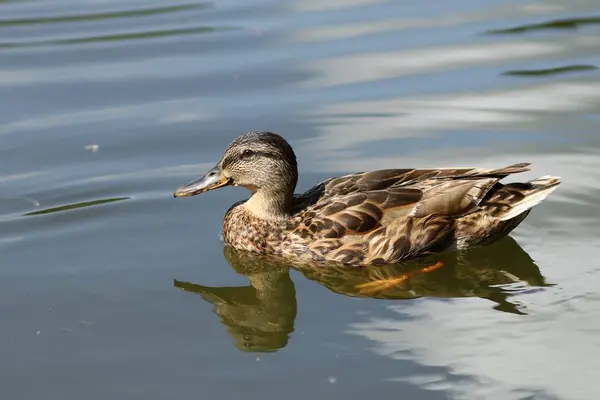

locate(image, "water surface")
[[2, 0, 600, 399]]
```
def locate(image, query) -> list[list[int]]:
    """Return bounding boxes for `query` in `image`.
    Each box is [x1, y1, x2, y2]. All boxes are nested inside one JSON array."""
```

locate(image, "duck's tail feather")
[[487, 162, 531, 177], [497, 176, 561, 221]]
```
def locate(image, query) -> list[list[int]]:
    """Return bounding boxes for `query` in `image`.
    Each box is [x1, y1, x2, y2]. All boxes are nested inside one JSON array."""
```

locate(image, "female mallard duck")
[[174, 131, 560, 266]]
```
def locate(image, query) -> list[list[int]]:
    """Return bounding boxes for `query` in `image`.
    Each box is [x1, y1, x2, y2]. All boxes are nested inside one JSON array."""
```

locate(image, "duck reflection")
[[175, 237, 546, 352], [174, 248, 296, 352], [297, 236, 547, 314]]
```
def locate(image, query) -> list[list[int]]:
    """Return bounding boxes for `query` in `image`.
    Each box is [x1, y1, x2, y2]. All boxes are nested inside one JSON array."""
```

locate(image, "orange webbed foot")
[[355, 261, 444, 295]]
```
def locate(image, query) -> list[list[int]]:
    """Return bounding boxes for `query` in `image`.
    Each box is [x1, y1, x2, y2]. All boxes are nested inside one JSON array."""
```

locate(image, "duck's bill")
[[174, 165, 232, 197]]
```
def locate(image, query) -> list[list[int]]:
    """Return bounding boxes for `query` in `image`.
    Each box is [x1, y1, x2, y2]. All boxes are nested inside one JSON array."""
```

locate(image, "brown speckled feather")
[[283, 164, 529, 264]]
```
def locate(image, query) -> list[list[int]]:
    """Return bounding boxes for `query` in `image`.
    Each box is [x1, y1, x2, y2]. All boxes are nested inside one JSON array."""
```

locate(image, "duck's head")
[[174, 131, 298, 198]]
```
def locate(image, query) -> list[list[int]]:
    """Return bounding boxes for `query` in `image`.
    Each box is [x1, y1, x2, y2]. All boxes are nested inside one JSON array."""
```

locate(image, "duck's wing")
[[293, 163, 531, 210]]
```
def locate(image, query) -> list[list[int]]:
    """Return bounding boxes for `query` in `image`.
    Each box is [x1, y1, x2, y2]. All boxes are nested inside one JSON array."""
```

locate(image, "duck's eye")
[[241, 149, 254, 159]]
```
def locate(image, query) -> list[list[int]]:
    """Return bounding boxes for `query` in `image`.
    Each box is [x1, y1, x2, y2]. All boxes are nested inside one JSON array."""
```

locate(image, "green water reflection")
[[176, 237, 546, 353], [24, 197, 128, 216], [488, 16, 600, 35], [175, 247, 297, 353], [1, 26, 236, 49], [0, 3, 210, 27], [503, 65, 598, 77]]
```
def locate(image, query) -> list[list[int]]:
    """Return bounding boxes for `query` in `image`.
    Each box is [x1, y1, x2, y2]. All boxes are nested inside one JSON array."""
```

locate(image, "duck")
[[174, 131, 560, 267]]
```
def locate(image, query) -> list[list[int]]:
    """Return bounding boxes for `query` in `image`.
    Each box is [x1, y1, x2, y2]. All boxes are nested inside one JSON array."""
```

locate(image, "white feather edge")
[[499, 177, 561, 221]]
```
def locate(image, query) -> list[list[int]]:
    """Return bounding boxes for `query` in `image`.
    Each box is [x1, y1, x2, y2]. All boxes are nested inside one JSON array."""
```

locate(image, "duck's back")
[[288, 164, 559, 265]]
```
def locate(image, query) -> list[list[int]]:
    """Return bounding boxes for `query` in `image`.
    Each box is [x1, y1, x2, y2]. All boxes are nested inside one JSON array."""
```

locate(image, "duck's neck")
[[243, 187, 294, 220]]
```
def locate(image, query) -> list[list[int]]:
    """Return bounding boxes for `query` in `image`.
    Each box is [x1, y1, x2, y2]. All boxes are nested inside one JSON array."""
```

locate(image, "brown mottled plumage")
[[174, 132, 561, 266]]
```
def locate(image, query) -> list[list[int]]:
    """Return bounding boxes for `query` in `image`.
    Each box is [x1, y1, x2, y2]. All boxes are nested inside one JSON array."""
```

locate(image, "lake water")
[[2, 0, 600, 399]]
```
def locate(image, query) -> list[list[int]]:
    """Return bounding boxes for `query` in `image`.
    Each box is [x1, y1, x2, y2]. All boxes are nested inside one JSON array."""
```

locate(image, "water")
[[1, 0, 600, 399]]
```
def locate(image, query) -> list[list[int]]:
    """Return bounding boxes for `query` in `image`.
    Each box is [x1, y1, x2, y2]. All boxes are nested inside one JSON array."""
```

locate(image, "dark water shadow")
[[0, 26, 238, 49], [485, 16, 600, 35], [503, 65, 598, 77], [486, 16, 600, 35], [0, 3, 210, 27], [175, 237, 547, 352], [23, 197, 128, 216]]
